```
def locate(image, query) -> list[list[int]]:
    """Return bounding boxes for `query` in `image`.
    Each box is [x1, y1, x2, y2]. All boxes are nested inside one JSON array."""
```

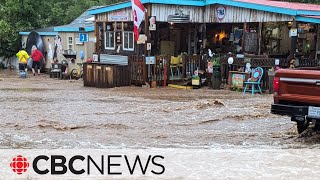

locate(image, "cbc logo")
[[10, 155, 30, 175]]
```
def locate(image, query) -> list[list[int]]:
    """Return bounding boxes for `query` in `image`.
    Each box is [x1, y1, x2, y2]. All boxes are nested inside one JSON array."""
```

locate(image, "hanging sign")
[[216, 6, 226, 21], [289, 28, 298, 37], [108, 11, 129, 21], [146, 56, 155, 65], [137, 35, 147, 44], [149, 16, 156, 31], [79, 33, 88, 42]]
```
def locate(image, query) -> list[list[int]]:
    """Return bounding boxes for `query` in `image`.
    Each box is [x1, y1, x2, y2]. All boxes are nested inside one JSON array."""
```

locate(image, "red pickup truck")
[[271, 68, 320, 133]]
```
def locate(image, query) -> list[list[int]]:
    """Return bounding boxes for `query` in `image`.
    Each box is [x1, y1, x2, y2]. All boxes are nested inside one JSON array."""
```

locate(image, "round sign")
[[228, 57, 234, 65], [216, 6, 226, 21]]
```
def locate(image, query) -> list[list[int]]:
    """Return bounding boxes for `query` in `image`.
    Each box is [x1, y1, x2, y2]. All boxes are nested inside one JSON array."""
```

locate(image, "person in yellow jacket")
[[16, 49, 29, 72]]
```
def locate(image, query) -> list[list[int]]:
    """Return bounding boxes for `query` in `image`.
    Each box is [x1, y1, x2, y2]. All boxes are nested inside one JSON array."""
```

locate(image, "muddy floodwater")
[[0, 70, 319, 149], [1, 70, 320, 178]]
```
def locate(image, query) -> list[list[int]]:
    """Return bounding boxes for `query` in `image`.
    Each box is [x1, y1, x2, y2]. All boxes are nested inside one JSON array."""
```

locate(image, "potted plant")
[[192, 75, 200, 86]]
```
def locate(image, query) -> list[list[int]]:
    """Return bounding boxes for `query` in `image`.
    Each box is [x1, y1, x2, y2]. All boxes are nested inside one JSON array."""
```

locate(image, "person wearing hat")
[[30, 45, 44, 76]]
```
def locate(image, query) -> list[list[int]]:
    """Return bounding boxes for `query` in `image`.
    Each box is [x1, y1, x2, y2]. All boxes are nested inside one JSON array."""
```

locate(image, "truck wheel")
[[292, 117, 308, 134], [297, 122, 307, 134], [314, 121, 320, 131]]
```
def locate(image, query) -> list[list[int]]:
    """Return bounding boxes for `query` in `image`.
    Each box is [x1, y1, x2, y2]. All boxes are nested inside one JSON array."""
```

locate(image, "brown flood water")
[[0, 69, 319, 149]]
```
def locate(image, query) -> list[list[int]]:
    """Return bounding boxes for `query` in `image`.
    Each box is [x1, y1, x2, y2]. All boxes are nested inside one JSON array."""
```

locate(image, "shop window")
[[68, 36, 73, 50], [105, 31, 115, 50], [123, 31, 134, 51]]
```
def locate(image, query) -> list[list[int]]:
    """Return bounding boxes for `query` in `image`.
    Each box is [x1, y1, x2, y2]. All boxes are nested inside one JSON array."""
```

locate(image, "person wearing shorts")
[[30, 45, 44, 76], [16, 49, 29, 72]]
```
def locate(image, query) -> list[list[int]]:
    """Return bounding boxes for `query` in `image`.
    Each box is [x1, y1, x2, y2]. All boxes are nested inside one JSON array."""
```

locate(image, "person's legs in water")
[[32, 60, 36, 76], [32, 60, 40, 76], [37, 63, 40, 75], [36, 61, 40, 75], [19, 63, 25, 72]]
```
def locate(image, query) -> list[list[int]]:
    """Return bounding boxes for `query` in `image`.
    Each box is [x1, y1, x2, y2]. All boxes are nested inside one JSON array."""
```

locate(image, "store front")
[[88, 0, 320, 88]]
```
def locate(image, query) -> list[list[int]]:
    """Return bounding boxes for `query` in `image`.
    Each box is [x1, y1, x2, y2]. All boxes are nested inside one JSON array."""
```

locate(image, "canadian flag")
[[131, 0, 145, 41]]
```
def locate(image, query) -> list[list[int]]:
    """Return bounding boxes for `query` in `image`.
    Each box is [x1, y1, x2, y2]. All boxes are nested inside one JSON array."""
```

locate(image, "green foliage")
[[210, 56, 220, 67], [231, 87, 242, 92], [192, 75, 200, 80], [0, 0, 122, 58]]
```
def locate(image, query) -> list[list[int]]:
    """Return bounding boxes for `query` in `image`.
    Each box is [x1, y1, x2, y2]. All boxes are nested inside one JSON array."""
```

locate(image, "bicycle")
[[70, 62, 83, 80]]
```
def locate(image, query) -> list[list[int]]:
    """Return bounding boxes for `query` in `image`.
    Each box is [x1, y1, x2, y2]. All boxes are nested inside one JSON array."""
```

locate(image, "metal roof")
[[235, 0, 320, 12], [89, 0, 320, 18], [19, 27, 57, 36]]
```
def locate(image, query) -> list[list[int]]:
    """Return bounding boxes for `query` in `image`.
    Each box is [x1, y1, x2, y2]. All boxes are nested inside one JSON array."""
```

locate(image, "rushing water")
[[1, 70, 320, 178]]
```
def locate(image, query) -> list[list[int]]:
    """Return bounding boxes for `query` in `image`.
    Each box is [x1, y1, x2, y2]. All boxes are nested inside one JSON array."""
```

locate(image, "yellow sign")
[[231, 73, 245, 88]]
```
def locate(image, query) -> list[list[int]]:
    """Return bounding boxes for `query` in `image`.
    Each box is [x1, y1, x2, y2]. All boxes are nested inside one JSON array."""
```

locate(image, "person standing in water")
[[30, 45, 44, 76], [16, 49, 29, 72]]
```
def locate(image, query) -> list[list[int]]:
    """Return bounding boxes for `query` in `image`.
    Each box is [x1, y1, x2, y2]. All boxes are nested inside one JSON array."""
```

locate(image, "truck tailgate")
[[276, 69, 320, 105]]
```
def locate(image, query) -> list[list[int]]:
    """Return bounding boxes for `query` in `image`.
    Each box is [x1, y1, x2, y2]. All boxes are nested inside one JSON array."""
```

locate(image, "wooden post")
[[258, 22, 262, 55], [188, 24, 191, 55], [94, 16, 99, 53], [194, 24, 197, 54], [144, 4, 151, 83], [242, 22, 247, 53], [144, 4, 151, 57], [102, 22, 106, 52], [290, 20, 297, 57], [202, 7, 207, 50]]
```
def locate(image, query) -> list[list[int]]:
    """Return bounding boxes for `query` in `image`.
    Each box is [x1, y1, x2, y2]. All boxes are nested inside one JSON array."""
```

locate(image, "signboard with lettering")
[[146, 56, 155, 65], [108, 11, 129, 21], [216, 6, 226, 21], [79, 33, 88, 42], [231, 73, 245, 88]]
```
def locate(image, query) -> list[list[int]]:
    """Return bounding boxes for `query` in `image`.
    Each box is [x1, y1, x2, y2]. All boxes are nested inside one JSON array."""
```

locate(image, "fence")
[[83, 63, 130, 88], [129, 55, 203, 86], [220, 56, 320, 91], [87, 54, 320, 90]]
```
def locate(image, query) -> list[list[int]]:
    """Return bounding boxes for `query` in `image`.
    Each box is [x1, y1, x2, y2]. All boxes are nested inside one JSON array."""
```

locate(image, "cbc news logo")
[[7, 154, 165, 176], [10, 155, 30, 175]]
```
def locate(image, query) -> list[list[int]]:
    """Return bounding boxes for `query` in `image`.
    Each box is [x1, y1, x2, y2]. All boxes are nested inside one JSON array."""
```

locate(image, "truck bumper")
[[271, 104, 309, 117]]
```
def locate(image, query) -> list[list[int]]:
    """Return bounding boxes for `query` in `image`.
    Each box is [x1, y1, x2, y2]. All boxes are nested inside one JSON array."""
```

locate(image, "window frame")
[[122, 31, 134, 51], [67, 36, 73, 50], [105, 31, 115, 50]]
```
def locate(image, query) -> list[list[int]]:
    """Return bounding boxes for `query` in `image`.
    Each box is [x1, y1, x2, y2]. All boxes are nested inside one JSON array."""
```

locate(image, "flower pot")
[[192, 79, 200, 86]]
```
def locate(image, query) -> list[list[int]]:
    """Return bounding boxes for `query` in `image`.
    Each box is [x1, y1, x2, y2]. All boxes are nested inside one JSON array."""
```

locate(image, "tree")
[[0, 0, 123, 58]]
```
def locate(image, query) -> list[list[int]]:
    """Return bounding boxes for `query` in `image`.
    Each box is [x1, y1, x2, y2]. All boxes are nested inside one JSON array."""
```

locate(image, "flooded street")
[[1, 70, 320, 178], [0, 69, 316, 149]]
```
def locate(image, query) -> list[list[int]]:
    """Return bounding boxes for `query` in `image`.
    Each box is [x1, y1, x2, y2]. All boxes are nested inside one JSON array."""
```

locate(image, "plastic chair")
[[170, 56, 181, 79], [243, 67, 264, 95]]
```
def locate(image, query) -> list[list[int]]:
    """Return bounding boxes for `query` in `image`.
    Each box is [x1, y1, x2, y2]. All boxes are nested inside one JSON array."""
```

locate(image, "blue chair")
[[243, 67, 264, 95]]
